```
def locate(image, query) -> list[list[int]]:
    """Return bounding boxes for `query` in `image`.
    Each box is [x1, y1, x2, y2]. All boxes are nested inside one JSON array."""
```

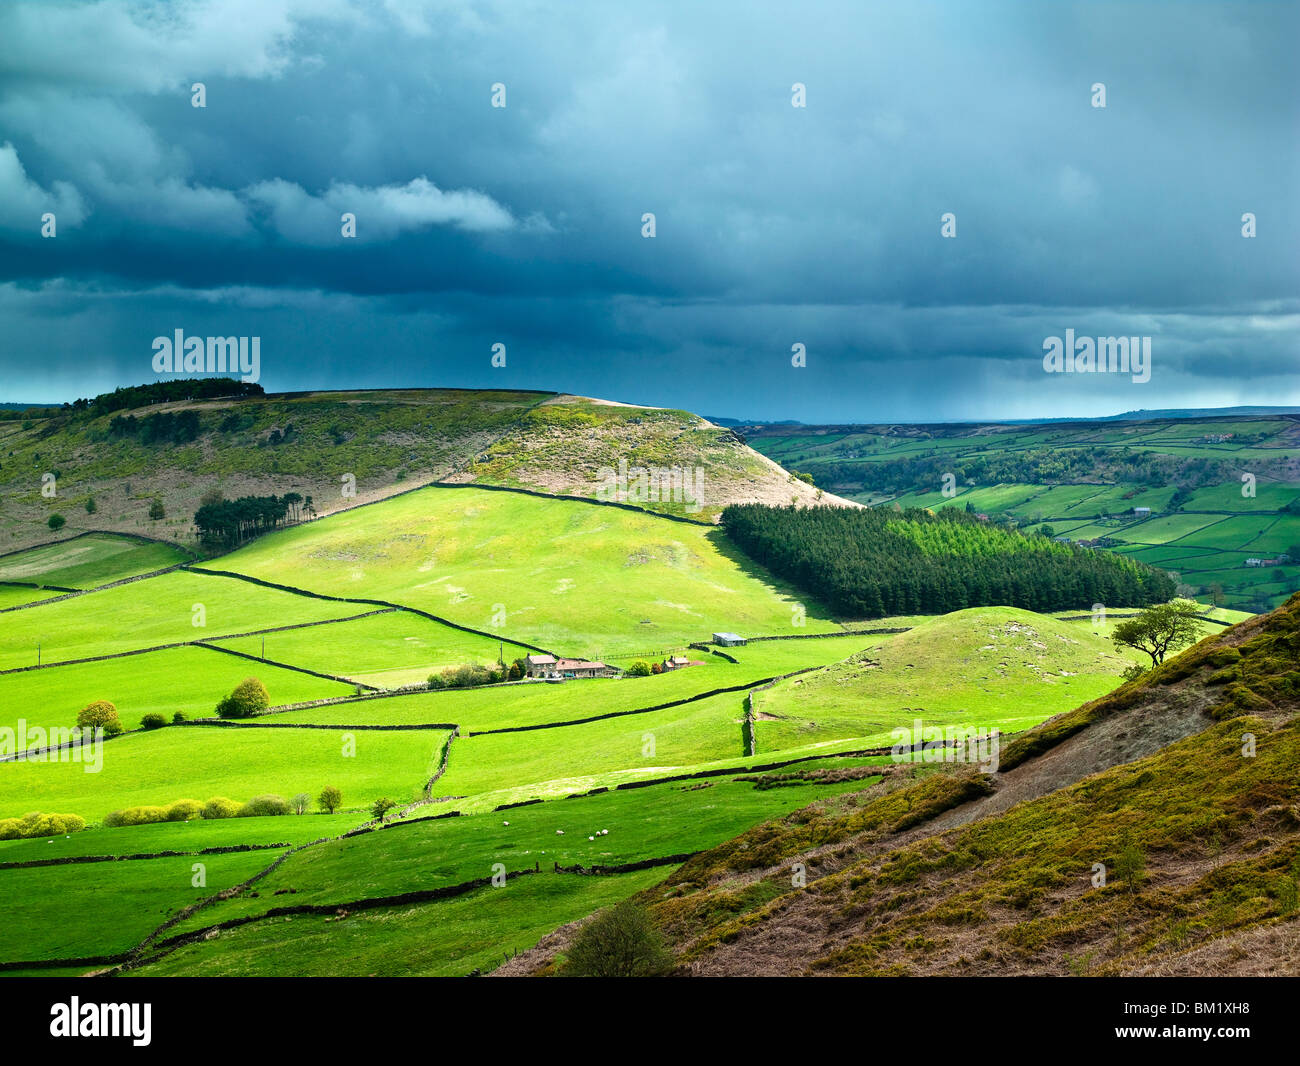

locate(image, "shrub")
[[562, 900, 673, 977], [430, 664, 499, 690], [626, 661, 651, 677], [172, 711, 187, 724], [1115, 838, 1147, 892], [104, 805, 169, 828], [202, 796, 240, 820], [76, 700, 124, 736], [48, 513, 66, 532], [165, 799, 204, 822], [238, 794, 290, 817], [291, 792, 310, 815], [0, 812, 86, 839], [371, 797, 397, 822], [216, 677, 270, 719], [318, 785, 342, 814], [140, 713, 167, 730]]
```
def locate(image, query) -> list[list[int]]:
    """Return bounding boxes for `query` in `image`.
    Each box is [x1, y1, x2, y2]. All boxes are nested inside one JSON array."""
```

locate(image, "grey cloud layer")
[[0, 0, 1295, 419]]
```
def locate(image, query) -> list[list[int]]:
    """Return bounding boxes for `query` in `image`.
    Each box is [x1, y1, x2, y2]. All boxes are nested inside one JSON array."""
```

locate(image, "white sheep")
[[556, 829, 564, 835], [502, 821, 509, 826]]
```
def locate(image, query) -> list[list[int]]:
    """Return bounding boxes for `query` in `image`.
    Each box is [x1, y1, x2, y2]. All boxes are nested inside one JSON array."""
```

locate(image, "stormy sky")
[[0, 0, 1296, 422]]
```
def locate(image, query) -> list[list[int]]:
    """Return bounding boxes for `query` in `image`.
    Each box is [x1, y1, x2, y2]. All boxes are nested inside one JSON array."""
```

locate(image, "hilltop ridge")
[[0, 384, 855, 553]]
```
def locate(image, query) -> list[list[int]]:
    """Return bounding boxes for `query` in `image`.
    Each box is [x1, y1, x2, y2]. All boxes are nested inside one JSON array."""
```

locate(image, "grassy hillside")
[[751, 607, 1140, 752], [746, 415, 1300, 612], [195, 485, 843, 655], [509, 593, 1300, 977]]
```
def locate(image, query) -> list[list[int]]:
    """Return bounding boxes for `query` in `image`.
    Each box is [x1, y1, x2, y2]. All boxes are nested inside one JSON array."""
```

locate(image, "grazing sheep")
[[502, 821, 509, 826], [556, 829, 564, 835]]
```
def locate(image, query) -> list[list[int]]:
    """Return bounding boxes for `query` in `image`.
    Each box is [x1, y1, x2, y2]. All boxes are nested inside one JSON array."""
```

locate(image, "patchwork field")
[[0, 569, 364, 670], [0, 435, 1282, 978], [0, 645, 353, 735]]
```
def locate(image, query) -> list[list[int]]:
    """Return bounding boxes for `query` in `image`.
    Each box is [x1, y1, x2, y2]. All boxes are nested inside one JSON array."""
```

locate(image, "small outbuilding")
[[712, 632, 746, 647]]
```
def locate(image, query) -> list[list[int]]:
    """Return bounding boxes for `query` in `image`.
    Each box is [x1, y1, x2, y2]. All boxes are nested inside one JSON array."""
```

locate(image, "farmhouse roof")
[[526, 654, 557, 666]]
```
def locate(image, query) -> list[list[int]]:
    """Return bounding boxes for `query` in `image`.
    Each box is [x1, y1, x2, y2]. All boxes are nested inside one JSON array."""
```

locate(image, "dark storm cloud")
[[0, 0, 1295, 419]]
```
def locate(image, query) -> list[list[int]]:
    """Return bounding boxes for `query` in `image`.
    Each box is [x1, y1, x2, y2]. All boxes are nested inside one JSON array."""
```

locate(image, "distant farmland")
[[746, 414, 1300, 612]]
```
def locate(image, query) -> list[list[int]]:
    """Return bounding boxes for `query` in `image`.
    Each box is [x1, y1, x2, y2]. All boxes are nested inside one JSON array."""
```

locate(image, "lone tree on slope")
[[1111, 598, 1205, 668]]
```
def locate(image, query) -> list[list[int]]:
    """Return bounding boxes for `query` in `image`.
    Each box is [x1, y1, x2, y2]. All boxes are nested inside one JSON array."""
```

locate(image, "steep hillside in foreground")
[[0, 386, 854, 553], [498, 593, 1300, 976]]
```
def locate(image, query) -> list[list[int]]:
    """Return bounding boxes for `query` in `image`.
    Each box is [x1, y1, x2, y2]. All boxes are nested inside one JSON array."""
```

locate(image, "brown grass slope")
[[510, 593, 1300, 976]]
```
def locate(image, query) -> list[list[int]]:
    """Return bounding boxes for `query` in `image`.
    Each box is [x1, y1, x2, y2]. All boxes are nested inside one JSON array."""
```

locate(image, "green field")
[[0, 586, 60, 609], [211, 609, 532, 689], [131, 870, 668, 977], [0, 645, 353, 736], [0, 725, 448, 822], [751, 607, 1135, 752], [0, 849, 281, 963], [0, 811, 362, 862], [0, 569, 363, 670], [0, 533, 188, 590], [197, 485, 842, 656]]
